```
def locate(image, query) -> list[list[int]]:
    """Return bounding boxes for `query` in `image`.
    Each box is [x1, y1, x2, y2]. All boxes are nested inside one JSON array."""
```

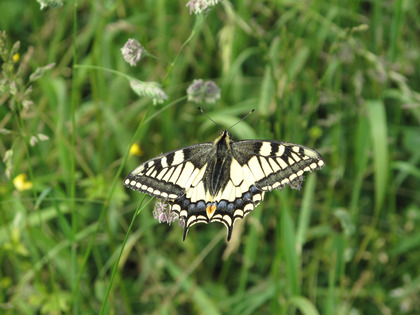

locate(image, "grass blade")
[[366, 100, 389, 214]]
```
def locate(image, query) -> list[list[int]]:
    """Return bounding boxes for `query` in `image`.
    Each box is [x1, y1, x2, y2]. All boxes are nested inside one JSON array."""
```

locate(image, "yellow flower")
[[13, 173, 33, 191], [13, 53, 19, 63], [129, 143, 143, 156]]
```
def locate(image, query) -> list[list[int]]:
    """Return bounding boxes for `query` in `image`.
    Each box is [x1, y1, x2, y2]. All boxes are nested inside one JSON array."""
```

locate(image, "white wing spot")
[[161, 156, 168, 168], [277, 145, 285, 156], [281, 178, 290, 185], [221, 181, 234, 201], [304, 148, 319, 159], [259, 157, 273, 176], [223, 215, 232, 226], [234, 209, 244, 217], [187, 215, 197, 227], [132, 165, 144, 175], [259, 142, 272, 156], [185, 167, 200, 190], [244, 203, 254, 212], [262, 185, 272, 191], [272, 182, 281, 189], [176, 162, 195, 188], [289, 174, 297, 181], [248, 156, 265, 181], [235, 186, 242, 198], [240, 165, 256, 194], [230, 159, 243, 186], [173, 150, 184, 165], [186, 187, 193, 199], [191, 166, 206, 186], [162, 167, 175, 182], [156, 170, 166, 180], [253, 194, 262, 202], [229, 183, 236, 202], [240, 180, 252, 194], [268, 158, 281, 172], [277, 158, 288, 169], [242, 165, 256, 182], [190, 182, 205, 202], [291, 152, 301, 162], [169, 164, 183, 184]]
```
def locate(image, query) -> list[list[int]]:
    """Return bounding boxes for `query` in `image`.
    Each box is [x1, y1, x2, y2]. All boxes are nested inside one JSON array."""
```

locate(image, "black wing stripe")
[[165, 152, 174, 167], [270, 142, 277, 156]]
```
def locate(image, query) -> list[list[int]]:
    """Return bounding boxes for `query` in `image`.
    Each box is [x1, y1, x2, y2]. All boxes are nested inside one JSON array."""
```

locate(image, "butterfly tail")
[[226, 224, 233, 241], [182, 225, 189, 241]]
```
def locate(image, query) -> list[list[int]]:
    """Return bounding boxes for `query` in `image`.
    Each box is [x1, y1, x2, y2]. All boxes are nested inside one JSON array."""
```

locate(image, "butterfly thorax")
[[205, 131, 233, 197], [214, 130, 232, 154]]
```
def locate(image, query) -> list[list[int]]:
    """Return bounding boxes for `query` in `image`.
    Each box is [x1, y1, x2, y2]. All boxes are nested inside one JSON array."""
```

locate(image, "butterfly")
[[124, 121, 325, 241]]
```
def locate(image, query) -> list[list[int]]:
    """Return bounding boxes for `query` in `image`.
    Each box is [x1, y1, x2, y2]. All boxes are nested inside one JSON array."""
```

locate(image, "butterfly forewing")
[[231, 140, 325, 192], [124, 143, 213, 200], [124, 131, 325, 241]]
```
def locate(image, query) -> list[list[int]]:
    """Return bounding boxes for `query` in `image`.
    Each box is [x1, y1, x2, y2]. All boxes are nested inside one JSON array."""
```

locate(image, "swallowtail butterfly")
[[125, 118, 325, 241]]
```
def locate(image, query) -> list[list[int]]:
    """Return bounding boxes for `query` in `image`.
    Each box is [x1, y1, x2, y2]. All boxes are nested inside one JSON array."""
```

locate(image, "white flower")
[[121, 39, 144, 66], [187, 79, 221, 104], [153, 202, 178, 225], [186, 0, 222, 15], [129, 79, 168, 105]]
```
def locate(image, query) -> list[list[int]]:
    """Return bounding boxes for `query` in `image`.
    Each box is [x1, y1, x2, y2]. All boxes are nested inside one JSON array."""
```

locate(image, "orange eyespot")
[[206, 204, 216, 217]]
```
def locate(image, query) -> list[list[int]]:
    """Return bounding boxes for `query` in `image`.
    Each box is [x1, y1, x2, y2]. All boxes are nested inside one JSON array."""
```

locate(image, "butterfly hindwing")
[[169, 156, 266, 241]]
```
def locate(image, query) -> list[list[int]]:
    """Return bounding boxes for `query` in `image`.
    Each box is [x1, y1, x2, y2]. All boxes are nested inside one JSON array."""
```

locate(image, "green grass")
[[1, 0, 420, 314]]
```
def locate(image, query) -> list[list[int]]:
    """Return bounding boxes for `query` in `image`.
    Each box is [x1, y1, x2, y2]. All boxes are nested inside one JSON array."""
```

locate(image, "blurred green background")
[[1, 0, 420, 314]]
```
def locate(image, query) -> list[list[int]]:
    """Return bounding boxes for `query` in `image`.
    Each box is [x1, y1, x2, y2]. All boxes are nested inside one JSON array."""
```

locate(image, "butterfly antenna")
[[198, 107, 222, 128], [227, 109, 255, 131]]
